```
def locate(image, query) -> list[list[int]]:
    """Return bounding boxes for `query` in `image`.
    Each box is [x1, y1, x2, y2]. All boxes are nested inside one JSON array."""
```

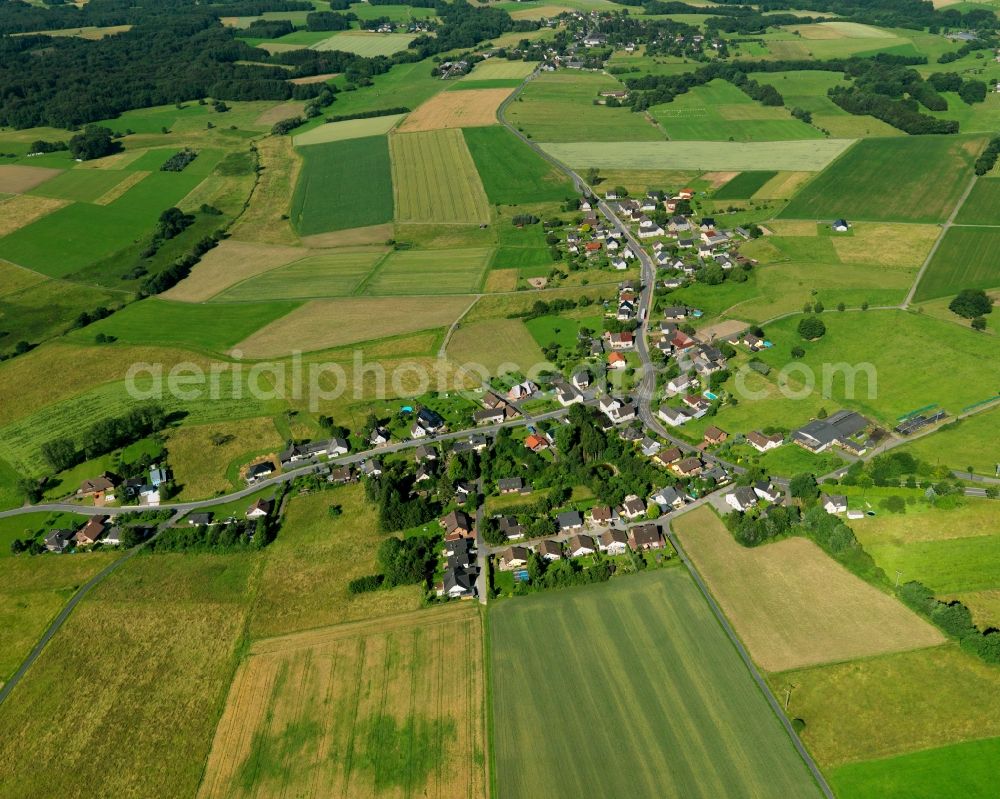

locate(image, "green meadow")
[[954, 177, 1000, 225], [781, 136, 983, 223], [713, 170, 779, 199], [290, 136, 394, 235], [914, 226, 1000, 301], [464, 125, 574, 204], [490, 569, 822, 799]]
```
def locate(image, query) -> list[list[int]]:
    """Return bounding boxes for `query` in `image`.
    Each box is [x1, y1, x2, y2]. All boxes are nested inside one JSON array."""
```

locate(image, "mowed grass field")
[[0, 553, 258, 798], [311, 30, 416, 56], [913, 226, 1000, 301], [755, 310, 1000, 423], [248, 486, 425, 639], [163, 240, 305, 302], [390, 129, 491, 224], [447, 318, 548, 372], [507, 71, 664, 141], [781, 135, 984, 222], [831, 736, 1000, 799], [398, 89, 512, 132], [896, 407, 1000, 475], [673, 507, 942, 671], [953, 177, 1000, 225], [713, 169, 779, 199], [231, 295, 469, 356], [770, 644, 1000, 768], [464, 125, 574, 204], [365, 247, 491, 294], [651, 79, 822, 142], [490, 569, 823, 799], [216, 248, 387, 300], [542, 138, 854, 171], [292, 113, 405, 146], [198, 605, 486, 799], [291, 136, 393, 235]]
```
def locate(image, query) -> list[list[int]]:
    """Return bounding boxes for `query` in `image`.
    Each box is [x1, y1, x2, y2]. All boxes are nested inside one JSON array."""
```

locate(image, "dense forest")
[[0, 0, 523, 129]]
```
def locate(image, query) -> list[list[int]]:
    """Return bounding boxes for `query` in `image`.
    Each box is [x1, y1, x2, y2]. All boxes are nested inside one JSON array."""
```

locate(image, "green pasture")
[[954, 178, 1000, 226], [489, 569, 822, 799], [754, 310, 1000, 424], [28, 169, 135, 203], [74, 298, 299, 351], [914, 226, 1000, 301], [464, 125, 575, 204], [895, 407, 1000, 475], [311, 31, 416, 56], [364, 248, 490, 295], [216, 250, 386, 301], [290, 136, 393, 235], [507, 71, 664, 142], [781, 135, 983, 223], [832, 737, 1000, 799], [325, 58, 446, 118]]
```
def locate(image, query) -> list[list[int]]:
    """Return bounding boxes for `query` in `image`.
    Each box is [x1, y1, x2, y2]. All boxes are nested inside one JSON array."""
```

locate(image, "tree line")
[[40, 404, 169, 473]]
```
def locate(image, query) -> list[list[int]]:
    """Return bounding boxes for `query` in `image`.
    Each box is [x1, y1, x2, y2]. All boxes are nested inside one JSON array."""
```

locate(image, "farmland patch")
[[162, 240, 306, 302], [464, 125, 574, 204], [398, 89, 513, 132], [292, 113, 405, 146], [913, 226, 1000, 301]]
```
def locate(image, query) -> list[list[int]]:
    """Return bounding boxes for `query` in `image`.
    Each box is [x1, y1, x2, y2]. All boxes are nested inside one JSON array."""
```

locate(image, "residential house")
[[673, 456, 703, 477], [329, 466, 354, 484], [246, 497, 274, 520], [414, 444, 438, 462], [498, 477, 524, 494], [187, 512, 213, 526], [665, 374, 693, 395], [444, 537, 475, 559], [589, 505, 617, 526], [681, 395, 710, 418], [441, 509, 474, 539], [629, 523, 664, 551], [607, 331, 634, 350], [668, 216, 691, 233], [498, 515, 526, 540], [619, 495, 647, 520], [651, 486, 685, 511], [832, 219, 850, 233], [360, 458, 383, 478], [369, 427, 390, 446], [498, 546, 530, 571], [416, 407, 445, 434], [537, 540, 563, 561], [754, 481, 781, 503], [74, 516, 108, 546], [473, 407, 505, 426], [822, 494, 848, 514], [657, 446, 683, 465], [246, 461, 276, 482], [640, 437, 661, 457], [726, 486, 758, 513], [441, 568, 475, 598], [525, 434, 549, 453], [556, 510, 584, 533], [792, 410, 870, 454], [703, 426, 728, 446], [657, 406, 689, 427], [608, 351, 627, 370], [329, 438, 350, 457], [663, 306, 688, 321], [102, 527, 124, 547], [508, 381, 538, 402], [149, 466, 168, 487], [744, 333, 765, 352], [78, 473, 118, 502], [747, 430, 783, 452], [566, 534, 597, 557], [572, 369, 591, 390], [138, 485, 160, 506], [554, 382, 584, 407], [45, 529, 73, 553], [599, 528, 629, 555]]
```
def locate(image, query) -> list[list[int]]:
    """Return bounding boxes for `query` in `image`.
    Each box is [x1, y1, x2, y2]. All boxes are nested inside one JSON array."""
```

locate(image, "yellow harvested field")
[[293, 113, 405, 146], [254, 101, 307, 127], [832, 222, 939, 268], [484, 269, 518, 292], [672, 506, 944, 672], [163, 240, 305, 302], [0, 554, 256, 798], [0, 194, 70, 238], [696, 318, 749, 341], [229, 135, 301, 245], [300, 222, 394, 248], [164, 416, 284, 499], [93, 170, 149, 205], [752, 170, 813, 200], [701, 170, 739, 189], [398, 89, 513, 132], [288, 71, 338, 85], [447, 317, 548, 373], [232, 295, 471, 357], [509, 3, 571, 19], [0, 164, 62, 193], [765, 218, 818, 236], [790, 21, 898, 39], [199, 606, 486, 799], [250, 486, 426, 638], [390, 129, 490, 224]]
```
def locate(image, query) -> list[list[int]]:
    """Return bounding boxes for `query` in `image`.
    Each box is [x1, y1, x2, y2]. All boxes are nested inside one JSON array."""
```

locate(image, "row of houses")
[[496, 522, 667, 570], [78, 466, 169, 507]]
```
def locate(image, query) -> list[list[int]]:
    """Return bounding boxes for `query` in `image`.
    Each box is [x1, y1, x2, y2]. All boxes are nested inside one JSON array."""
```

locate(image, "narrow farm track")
[[904, 173, 979, 308], [0, 510, 180, 708]]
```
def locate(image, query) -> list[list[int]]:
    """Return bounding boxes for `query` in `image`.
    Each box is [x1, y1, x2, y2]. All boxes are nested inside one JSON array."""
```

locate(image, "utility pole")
[[784, 685, 793, 711]]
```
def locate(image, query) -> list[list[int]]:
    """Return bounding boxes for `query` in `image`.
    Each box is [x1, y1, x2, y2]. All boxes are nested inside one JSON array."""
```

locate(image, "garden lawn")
[[490, 569, 822, 799], [781, 135, 984, 223], [913, 226, 1000, 301], [464, 125, 574, 204], [291, 136, 393, 235]]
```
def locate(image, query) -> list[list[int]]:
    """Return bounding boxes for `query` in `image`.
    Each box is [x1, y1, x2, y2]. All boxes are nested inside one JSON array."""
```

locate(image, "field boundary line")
[[350, 249, 392, 295], [667, 518, 836, 799], [438, 295, 481, 357], [905, 173, 978, 307]]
